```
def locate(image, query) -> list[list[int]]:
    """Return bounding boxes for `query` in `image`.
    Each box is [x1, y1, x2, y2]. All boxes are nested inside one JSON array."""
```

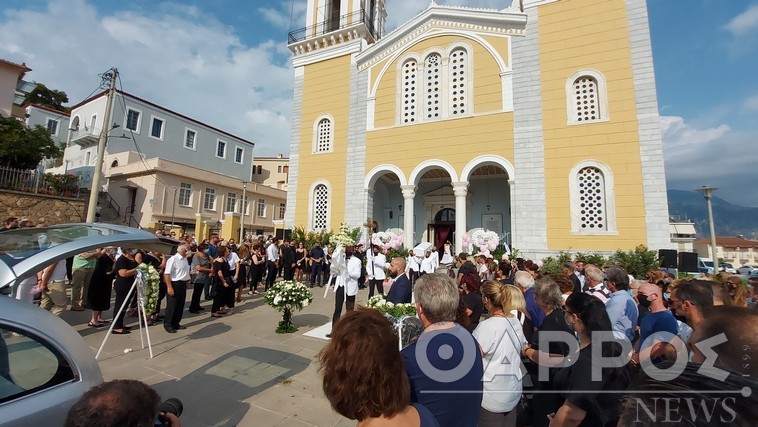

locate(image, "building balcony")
[[288, 9, 376, 45], [70, 127, 101, 147]]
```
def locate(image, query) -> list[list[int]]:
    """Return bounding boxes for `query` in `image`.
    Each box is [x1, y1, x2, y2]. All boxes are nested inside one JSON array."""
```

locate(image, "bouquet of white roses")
[[365, 295, 421, 349], [136, 263, 160, 314], [264, 280, 314, 333], [365, 294, 417, 318], [329, 223, 356, 248]]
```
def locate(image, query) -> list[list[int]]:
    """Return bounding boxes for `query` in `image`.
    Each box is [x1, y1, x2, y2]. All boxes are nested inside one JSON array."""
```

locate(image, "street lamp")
[[240, 181, 247, 242], [696, 185, 719, 273]]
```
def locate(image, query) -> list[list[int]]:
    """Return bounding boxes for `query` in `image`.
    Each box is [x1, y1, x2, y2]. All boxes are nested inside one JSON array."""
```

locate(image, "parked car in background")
[[720, 262, 737, 274], [0, 223, 177, 427], [698, 258, 714, 275], [737, 264, 758, 275]]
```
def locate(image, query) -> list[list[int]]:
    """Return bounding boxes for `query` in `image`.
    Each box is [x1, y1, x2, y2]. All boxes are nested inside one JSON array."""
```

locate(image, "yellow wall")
[[367, 34, 512, 181], [295, 55, 353, 230], [373, 35, 507, 128], [538, 0, 645, 251]]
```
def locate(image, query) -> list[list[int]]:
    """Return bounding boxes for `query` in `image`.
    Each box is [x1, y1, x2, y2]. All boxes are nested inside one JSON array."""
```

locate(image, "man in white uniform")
[[366, 244, 387, 298]]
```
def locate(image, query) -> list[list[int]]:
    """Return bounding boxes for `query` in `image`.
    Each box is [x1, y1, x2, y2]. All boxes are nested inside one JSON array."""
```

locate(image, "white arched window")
[[309, 181, 331, 230], [424, 53, 442, 120], [401, 59, 418, 124], [312, 115, 334, 153], [396, 45, 472, 125], [569, 161, 617, 234], [566, 70, 609, 125], [449, 48, 468, 117]]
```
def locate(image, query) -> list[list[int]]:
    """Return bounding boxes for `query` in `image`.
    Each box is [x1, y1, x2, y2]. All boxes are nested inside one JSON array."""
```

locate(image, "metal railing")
[[288, 9, 376, 44], [0, 165, 82, 198], [99, 190, 121, 217]]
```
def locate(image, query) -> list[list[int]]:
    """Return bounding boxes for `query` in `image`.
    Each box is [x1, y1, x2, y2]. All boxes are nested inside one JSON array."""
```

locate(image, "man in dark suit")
[[386, 257, 412, 304], [281, 240, 296, 281], [562, 261, 582, 295]]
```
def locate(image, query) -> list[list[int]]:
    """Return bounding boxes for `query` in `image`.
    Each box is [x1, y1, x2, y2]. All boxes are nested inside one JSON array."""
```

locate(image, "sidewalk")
[[62, 281, 391, 427]]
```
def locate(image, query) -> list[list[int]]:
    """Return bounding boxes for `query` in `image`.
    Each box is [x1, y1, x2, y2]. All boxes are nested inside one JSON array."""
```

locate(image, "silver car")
[[737, 264, 758, 275], [0, 223, 177, 427]]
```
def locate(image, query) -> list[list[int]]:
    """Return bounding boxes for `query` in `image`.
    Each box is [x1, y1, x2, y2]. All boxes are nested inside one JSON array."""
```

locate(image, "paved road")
[[60, 282, 387, 427]]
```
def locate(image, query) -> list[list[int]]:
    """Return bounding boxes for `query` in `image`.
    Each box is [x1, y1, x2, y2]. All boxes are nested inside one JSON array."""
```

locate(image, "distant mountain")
[[667, 190, 758, 238]]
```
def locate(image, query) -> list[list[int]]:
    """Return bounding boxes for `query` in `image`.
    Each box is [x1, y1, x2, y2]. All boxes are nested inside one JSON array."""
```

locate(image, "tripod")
[[95, 270, 154, 359]]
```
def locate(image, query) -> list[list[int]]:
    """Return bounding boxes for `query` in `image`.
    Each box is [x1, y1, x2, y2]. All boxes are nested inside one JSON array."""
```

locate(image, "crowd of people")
[[5, 220, 758, 426], [320, 253, 758, 427]]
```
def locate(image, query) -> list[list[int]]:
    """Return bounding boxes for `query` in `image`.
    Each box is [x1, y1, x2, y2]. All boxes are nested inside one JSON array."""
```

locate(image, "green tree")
[[607, 245, 660, 279], [0, 116, 63, 169], [22, 83, 69, 111]]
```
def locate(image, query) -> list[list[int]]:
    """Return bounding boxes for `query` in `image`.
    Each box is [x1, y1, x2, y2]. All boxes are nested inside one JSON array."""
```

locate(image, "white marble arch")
[[364, 163, 408, 189], [409, 159, 458, 186], [461, 154, 515, 181]]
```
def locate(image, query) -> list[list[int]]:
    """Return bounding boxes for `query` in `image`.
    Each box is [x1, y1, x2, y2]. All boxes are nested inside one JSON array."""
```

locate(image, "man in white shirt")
[[420, 250, 436, 276], [366, 244, 386, 298], [407, 250, 421, 284], [265, 238, 280, 291], [163, 244, 190, 333]]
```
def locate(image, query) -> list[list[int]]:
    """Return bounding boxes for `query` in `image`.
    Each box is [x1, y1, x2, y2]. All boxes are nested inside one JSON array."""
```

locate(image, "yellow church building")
[[284, 0, 671, 258]]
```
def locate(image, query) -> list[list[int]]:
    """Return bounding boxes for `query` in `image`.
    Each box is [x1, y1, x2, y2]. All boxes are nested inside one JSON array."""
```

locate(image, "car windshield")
[[0, 224, 128, 268], [703, 261, 713, 267]]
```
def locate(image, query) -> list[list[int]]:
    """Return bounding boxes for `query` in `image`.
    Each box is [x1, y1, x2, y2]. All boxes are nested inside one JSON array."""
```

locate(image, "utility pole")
[[696, 185, 719, 274], [86, 68, 118, 223]]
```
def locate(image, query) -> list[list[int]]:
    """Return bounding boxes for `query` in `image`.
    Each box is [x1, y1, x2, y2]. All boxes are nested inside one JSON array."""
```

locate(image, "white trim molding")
[[312, 113, 335, 154], [461, 155, 515, 181], [308, 179, 332, 231], [568, 160, 618, 235], [566, 69, 610, 125], [409, 159, 459, 185], [364, 164, 409, 189], [123, 106, 143, 134], [148, 115, 165, 141]]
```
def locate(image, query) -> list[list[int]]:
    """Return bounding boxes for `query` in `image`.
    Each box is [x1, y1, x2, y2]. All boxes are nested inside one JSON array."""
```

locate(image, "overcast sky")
[[1, 0, 756, 206]]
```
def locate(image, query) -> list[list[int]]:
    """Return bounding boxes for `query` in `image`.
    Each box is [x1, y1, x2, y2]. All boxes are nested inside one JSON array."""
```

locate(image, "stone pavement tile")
[[250, 384, 343, 427], [75, 280, 360, 426]]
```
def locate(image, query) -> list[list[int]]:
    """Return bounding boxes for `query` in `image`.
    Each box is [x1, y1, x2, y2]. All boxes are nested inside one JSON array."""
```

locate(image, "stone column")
[[365, 188, 375, 242], [401, 184, 416, 248], [452, 181, 469, 254]]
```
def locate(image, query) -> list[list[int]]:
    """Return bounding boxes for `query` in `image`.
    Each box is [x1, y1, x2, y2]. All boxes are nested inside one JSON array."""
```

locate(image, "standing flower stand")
[[277, 305, 297, 334], [264, 281, 314, 334]]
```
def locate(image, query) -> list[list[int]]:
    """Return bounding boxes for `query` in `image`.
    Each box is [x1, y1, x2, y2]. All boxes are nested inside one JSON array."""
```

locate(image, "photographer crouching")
[[64, 379, 182, 427]]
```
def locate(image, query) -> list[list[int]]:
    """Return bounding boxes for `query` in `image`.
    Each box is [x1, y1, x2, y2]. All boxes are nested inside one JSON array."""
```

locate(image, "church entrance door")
[[427, 208, 455, 251]]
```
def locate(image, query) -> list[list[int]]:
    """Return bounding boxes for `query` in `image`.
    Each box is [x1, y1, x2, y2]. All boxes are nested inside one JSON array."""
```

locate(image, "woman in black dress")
[[211, 245, 232, 317], [112, 248, 140, 334], [295, 242, 306, 282], [248, 244, 264, 295], [87, 248, 115, 327]]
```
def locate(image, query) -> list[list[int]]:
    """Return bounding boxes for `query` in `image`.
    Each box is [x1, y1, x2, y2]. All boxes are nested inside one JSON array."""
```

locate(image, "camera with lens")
[[154, 398, 183, 426]]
